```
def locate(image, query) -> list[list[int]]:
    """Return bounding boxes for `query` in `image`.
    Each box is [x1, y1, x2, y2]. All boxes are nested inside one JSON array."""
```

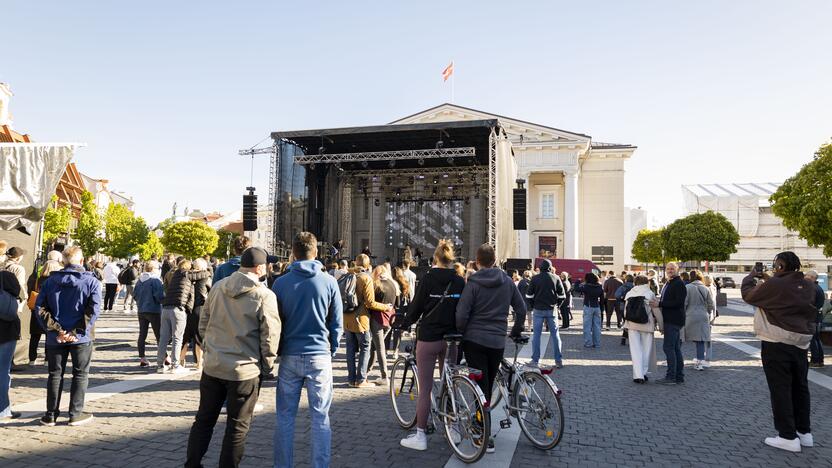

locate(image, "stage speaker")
[[505, 258, 532, 273], [513, 188, 527, 230], [243, 187, 257, 232]]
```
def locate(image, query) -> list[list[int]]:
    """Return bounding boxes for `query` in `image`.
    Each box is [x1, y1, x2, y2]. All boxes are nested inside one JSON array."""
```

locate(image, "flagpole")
[[451, 62, 455, 103]]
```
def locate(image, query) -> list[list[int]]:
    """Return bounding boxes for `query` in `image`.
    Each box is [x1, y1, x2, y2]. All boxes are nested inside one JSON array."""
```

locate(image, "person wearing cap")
[[272, 232, 343, 468], [2, 247, 30, 368], [186, 247, 281, 468]]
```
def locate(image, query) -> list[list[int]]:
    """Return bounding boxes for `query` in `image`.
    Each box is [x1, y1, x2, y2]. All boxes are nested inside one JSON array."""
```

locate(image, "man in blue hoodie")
[[34, 246, 101, 427], [272, 232, 343, 468], [213, 235, 251, 284]]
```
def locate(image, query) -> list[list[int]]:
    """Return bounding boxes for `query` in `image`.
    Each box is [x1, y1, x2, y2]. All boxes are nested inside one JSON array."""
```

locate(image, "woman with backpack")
[[623, 275, 663, 383], [684, 270, 716, 371], [399, 240, 466, 451]]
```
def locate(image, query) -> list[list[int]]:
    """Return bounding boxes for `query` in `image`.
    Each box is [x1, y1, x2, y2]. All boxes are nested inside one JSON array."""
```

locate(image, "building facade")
[[392, 104, 636, 271]]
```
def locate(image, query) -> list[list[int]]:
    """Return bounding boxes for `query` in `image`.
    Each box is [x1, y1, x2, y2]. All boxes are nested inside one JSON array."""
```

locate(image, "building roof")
[[0, 124, 31, 142], [683, 183, 780, 199]]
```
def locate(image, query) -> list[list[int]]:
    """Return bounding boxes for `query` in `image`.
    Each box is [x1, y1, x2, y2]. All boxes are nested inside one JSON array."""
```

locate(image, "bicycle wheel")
[[513, 371, 563, 450], [440, 375, 490, 463], [389, 357, 419, 429]]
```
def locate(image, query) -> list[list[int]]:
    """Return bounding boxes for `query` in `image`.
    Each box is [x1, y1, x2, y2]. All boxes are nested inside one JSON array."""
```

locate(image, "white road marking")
[[14, 369, 198, 418], [444, 332, 541, 468]]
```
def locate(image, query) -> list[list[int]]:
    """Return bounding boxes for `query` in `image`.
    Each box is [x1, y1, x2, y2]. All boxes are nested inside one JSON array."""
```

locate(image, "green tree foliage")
[[211, 229, 240, 259], [161, 221, 219, 258], [42, 196, 71, 251], [664, 211, 740, 262], [137, 231, 164, 261], [770, 143, 832, 256], [102, 202, 150, 259], [74, 191, 104, 257], [631, 228, 673, 264]]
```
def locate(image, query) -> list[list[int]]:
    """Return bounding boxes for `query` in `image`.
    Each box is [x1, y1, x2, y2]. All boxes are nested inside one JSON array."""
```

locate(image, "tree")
[[42, 195, 71, 251], [770, 142, 832, 256], [631, 228, 673, 265], [161, 221, 219, 258], [102, 202, 149, 259], [136, 231, 164, 261], [664, 211, 740, 262], [74, 191, 104, 257], [211, 229, 240, 259]]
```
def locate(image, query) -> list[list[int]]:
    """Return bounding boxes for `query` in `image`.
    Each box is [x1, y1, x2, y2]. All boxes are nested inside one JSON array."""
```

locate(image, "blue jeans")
[[582, 306, 602, 347], [531, 309, 562, 363], [663, 324, 684, 381], [345, 330, 371, 384], [275, 354, 333, 468], [695, 341, 706, 361], [0, 340, 15, 417]]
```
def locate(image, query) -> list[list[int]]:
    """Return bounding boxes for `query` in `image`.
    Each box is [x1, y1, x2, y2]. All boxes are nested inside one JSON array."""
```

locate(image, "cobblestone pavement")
[[1, 290, 830, 467]]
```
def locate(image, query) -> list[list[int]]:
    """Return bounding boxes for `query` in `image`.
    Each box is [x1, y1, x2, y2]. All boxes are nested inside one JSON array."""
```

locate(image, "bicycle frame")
[[496, 340, 561, 417]]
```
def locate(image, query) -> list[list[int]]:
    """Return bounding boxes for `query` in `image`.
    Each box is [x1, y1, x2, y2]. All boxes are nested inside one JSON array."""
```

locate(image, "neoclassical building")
[[392, 104, 636, 271]]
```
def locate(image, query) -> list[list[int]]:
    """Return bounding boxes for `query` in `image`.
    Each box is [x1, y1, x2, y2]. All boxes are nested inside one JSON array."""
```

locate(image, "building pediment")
[[390, 103, 591, 148]]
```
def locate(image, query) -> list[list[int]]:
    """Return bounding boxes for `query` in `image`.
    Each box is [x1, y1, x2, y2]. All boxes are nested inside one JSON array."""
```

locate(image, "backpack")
[[0, 274, 19, 322], [338, 272, 359, 312], [624, 295, 649, 324]]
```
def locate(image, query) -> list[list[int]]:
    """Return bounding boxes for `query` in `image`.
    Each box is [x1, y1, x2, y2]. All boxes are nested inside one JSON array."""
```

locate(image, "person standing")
[[456, 244, 526, 453], [2, 247, 30, 368], [574, 273, 604, 348], [603, 270, 623, 330], [684, 270, 715, 371], [366, 265, 398, 384], [525, 259, 565, 368], [0, 265, 22, 422], [615, 274, 635, 346], [343, 254, 392, 388], [623, 275, 663, 383], [213, 236, 251, 283], [35, 246, 101, 426], [742, 252, 816, 453], [272, 232, 343, 468], [559, 271, 573, 329], [186, 247, 280, 467], [402, 260, 417, 302], [804, 270, 825, 368], [26, 259, 63, 366], [158, 260, 210, 373], [119, 259, 140, 312], [655, 262, 687, 385], [399, 240, 465, 451], [102, 260, 121, 311], [180, 258, 212, 369], [132, 261, 165, 367]]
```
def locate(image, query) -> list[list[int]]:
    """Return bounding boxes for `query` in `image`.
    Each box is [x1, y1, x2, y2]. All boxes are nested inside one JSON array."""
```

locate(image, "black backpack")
[[338, 272, 359, 312], [624, 295, 649, 324], [118, 268, 129, 285]]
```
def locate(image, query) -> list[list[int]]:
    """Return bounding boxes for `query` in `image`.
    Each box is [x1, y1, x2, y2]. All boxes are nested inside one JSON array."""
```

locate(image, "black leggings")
[[104, 283, 118, 310], [462, 340, 504, 403]]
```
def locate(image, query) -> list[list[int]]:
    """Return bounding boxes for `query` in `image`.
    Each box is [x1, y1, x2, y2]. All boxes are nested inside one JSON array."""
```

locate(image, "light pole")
[[643, 240, 649, 273]]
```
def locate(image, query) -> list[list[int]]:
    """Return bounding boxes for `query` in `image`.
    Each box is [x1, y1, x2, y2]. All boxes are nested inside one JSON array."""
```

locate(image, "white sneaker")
[[701, 360, 711, 368], [172, 365, 189, 375], [691, 358, 700, 367], [797, 432, 814, 447], [156, 366, 168, 374], [400, 431, 428, 451], [695, 364, 704, 371], [764, 436, 801, 452], [374, 377, 389, 386]]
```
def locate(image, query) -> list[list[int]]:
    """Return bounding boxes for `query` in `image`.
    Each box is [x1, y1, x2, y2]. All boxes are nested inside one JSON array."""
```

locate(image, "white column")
[[564, 170, 579, 258]]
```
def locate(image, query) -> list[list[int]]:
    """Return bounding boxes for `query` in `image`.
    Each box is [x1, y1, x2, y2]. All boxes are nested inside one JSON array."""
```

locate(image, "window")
[[540, 192, 556, 219]]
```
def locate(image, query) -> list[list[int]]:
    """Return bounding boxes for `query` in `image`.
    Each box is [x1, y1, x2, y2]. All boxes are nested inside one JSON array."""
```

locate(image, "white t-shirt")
[[404, 269, 417, 301], [103, 263, 121, 284]]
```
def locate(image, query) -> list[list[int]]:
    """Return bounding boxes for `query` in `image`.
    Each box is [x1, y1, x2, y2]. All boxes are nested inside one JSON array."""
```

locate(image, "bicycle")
[[389, 332, 491, 463], [489, 334, 564, 450]]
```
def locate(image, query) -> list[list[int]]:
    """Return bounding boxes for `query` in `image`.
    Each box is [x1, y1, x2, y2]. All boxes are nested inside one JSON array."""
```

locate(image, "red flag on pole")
[[442, 61, 454, 82]]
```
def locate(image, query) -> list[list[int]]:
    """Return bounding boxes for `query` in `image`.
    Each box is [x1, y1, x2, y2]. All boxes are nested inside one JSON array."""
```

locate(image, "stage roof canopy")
[[271, 119, 500, 167]]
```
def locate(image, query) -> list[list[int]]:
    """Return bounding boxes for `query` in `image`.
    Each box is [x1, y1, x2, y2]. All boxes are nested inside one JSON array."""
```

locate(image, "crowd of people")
[[0, 233, 825, 461]]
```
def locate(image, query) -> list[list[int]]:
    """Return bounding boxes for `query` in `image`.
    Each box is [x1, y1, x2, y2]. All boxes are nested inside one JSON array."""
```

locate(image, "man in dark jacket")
[[655, 262, 687, 385], [34, 246, 101, 426], [804, 270, 825, 368], [742, 252, 816, 453], [525, 259, 565, 368], [456, 244, 526, 453], [120, 259, 140, 312], [214, 236, 252, 284], [603, 271, 624, 329]]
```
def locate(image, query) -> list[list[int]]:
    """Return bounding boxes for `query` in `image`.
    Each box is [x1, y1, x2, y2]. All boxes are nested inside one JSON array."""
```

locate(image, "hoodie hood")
[[469, 267, 510, 289], [220, 271, 262, 298], [539, 259, 552, 272], [139, 272, 154, 282], [288, 259, 324, 278], [51, 265, 88, 289], [625, 284, 654, 300]]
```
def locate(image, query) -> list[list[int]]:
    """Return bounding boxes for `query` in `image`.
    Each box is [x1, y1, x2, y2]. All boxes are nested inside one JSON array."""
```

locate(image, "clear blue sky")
[[4, 1, 831, 226]]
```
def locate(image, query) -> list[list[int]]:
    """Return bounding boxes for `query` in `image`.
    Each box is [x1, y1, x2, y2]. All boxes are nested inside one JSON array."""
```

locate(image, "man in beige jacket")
[[186, 247, 281, 468]]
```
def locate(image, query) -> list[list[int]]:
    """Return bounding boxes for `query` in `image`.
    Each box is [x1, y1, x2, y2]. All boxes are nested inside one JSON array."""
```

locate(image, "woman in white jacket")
[[623, 275, 664, 383]]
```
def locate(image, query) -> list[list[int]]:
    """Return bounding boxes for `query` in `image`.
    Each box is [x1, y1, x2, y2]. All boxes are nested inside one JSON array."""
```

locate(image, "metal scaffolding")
[[294, 147, 475, 165], [488, 129, 497, 249]]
